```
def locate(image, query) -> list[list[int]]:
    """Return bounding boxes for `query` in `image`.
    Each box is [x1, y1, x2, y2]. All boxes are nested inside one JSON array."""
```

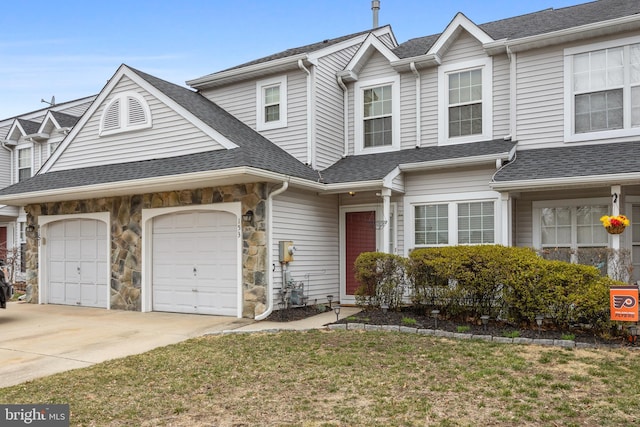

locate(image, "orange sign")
[[610, 286, 639, 322]]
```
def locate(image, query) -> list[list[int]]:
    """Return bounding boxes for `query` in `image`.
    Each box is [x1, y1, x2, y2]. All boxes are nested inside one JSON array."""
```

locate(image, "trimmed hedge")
[[355, 245, 625, 331]]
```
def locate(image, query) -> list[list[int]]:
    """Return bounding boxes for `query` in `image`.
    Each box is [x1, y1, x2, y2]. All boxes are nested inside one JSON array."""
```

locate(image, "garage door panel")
[[152, 210, 238, 316], [46, 219, 107, 308]]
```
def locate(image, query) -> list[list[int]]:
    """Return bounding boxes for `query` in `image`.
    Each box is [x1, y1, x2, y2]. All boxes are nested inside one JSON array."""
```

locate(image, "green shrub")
[[406, 245, 618, 332], [354, 252, 406, 310]]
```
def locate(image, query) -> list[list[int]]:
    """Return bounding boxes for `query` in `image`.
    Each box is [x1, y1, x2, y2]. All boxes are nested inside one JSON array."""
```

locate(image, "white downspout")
[[255, 180, 289, 321], [410, 62, 421, 148], [298, 59, 314, 167], [337, 75, 349, 157]]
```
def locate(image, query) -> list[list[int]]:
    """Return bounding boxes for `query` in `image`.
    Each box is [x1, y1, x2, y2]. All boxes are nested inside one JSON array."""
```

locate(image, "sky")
[[0, 0, 588, 120]]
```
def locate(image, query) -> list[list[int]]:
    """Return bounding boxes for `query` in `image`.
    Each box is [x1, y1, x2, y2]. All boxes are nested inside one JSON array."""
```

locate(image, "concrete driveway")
[[0, 302, 252, 388]]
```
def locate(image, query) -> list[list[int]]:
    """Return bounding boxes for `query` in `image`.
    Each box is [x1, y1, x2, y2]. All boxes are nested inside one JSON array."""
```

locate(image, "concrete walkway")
[[0, 302, 359, 388]]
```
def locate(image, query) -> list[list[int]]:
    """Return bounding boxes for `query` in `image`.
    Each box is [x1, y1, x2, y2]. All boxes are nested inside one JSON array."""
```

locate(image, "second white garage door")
[[152, 210, 238, 316]]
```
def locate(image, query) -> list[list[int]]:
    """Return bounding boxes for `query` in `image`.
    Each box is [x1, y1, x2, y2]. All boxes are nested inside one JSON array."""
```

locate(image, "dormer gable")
[[38, 111, 79, 136], [427, 13, 494, 61], [6, 119, 45, 142], [338, 33, 400, 83]]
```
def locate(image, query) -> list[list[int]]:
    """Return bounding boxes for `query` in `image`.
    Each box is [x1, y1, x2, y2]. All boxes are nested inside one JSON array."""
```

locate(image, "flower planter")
[[606, 224, 626, 235]]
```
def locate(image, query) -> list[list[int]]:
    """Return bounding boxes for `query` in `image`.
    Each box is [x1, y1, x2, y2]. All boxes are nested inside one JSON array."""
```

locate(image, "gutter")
[[410, 62, 421, 148], [398, 151, 513, 172], [255, 181, 289, 321], [0, 166, 325, 206], [490, 172, 640, 192], [337, 75, 349, 157], [298, 59, 314, 167]]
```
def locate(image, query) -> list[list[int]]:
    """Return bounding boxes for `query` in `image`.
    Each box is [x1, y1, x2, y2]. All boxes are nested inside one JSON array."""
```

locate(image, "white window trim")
[[564, 35, 640, 142], [532, 198, 610, 250], [16, 145, 33, 183], [438, 57, 493, 145], [99, 92, 152, 136], [404, 191, 501, 254], [256, 75, 288, 131], [354, 76, 401, 155]]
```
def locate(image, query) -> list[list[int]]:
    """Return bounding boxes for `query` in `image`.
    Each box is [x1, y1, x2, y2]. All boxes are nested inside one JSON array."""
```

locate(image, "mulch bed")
[[267, 305, 632, 346]]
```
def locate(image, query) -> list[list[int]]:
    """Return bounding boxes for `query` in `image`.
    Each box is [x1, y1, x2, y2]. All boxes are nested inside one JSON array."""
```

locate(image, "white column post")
[[380, 188, 391, 253], [500, 192, 512, 246], [612, 185, 621, 251]]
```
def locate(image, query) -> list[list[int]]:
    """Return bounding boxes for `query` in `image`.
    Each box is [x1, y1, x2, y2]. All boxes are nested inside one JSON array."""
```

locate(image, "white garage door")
[[48, 219, 108, 307], [152, 210, 238, 316]]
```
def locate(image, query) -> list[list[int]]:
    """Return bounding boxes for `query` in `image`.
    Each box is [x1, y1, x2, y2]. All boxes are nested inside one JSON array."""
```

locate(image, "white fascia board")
[[342, 34, 400, 78], [490, 172, 640, 192], [391, 54, 441, 72], [41, 64, 131, 173], [321, 180, 385, 195], [37, 111, 58, 134], [186, 54, 308, 89], [427, 13, 494, 57], [0, 167, 326, 206], [42, 65, 238, 174], [398, 152, 512, 172], [498, 15, 640, 54]]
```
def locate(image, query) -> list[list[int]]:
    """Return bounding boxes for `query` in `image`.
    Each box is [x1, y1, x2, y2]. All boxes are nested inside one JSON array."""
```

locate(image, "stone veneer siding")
[[24, 184, 269, 318]]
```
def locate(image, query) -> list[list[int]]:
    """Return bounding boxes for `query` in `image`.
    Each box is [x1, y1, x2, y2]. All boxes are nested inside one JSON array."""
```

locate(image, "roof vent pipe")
[[372, 0, 380, 28]]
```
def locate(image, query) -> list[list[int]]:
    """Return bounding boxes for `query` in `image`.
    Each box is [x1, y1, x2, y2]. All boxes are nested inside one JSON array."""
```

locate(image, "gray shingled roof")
[[322, 139, 515, 184], [393, 0, 640, 58], [197, 28, 382, 77], [0, 67, 321, 197], [17, 119, 40, 135], [50, 111, 80, 128], [492, 140, 640, 183]]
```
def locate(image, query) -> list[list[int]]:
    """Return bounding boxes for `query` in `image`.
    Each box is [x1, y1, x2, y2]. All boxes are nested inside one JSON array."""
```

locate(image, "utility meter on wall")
[[279, 241, 296, 263]]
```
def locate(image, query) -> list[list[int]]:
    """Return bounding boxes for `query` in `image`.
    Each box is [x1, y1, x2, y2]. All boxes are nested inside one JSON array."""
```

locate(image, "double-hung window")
[[533, 201, 609, 264], [363, 85, 392, 147], [413, 199, 496, 247], [17, 148, 31, 182], [565, 36, 640, 141], [438, 58, 492, 144], [256, 76, 287, 131], [355, 76, 400, 154]]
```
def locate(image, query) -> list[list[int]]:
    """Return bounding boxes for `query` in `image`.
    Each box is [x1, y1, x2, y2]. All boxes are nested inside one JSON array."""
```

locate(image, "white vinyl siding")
[[515, 46, 565, 147], [315, 45, 360, 169], [50, 77, 224, 171], [271, 189, 340, 306]]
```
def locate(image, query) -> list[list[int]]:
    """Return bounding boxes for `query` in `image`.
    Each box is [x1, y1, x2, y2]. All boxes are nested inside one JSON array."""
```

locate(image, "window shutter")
[[103, 100, 120, 130], [127, 96, 146, 125]]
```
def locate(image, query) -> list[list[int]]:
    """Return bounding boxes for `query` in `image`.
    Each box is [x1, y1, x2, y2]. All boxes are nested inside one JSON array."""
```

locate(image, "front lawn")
[[1, 330, 640, 426]]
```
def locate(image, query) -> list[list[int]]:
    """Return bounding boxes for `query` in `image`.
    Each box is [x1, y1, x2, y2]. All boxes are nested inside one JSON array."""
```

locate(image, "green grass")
[[1, 330, 639, 426]]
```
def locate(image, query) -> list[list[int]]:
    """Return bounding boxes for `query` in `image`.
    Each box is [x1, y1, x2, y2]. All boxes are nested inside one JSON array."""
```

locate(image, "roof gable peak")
[[428, 12, 494, 59], [339, 33, 400, 82]]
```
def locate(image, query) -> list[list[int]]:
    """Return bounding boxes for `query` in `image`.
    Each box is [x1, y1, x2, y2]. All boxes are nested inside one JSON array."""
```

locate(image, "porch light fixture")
[[480, 315, 490, 332], [333, 304, 341, 322], [242, 210, 254, 223], [25, 224, 39, 239]]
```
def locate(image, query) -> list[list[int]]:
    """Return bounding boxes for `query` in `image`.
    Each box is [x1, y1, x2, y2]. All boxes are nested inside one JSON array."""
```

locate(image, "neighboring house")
[[0, 96, 96, 281], [0, 0, 638, 318]]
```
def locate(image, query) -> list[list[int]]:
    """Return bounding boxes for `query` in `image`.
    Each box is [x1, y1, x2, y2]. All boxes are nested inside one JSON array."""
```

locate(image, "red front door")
[[345, 211, 376, 295]]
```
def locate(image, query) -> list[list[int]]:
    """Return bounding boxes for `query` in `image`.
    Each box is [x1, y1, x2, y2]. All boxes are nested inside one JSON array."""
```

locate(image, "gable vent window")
[[103, 99, 121, 131], [99, 92, 152, 136]]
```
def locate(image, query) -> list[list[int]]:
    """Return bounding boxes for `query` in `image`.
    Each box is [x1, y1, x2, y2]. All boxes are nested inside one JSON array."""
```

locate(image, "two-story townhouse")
[[0, 0, 637, 319], [0, 96, 95, 281]]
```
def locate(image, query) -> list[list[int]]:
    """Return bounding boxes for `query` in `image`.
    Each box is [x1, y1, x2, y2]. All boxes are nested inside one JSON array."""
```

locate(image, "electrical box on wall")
[[279, 241, 295, 263]]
